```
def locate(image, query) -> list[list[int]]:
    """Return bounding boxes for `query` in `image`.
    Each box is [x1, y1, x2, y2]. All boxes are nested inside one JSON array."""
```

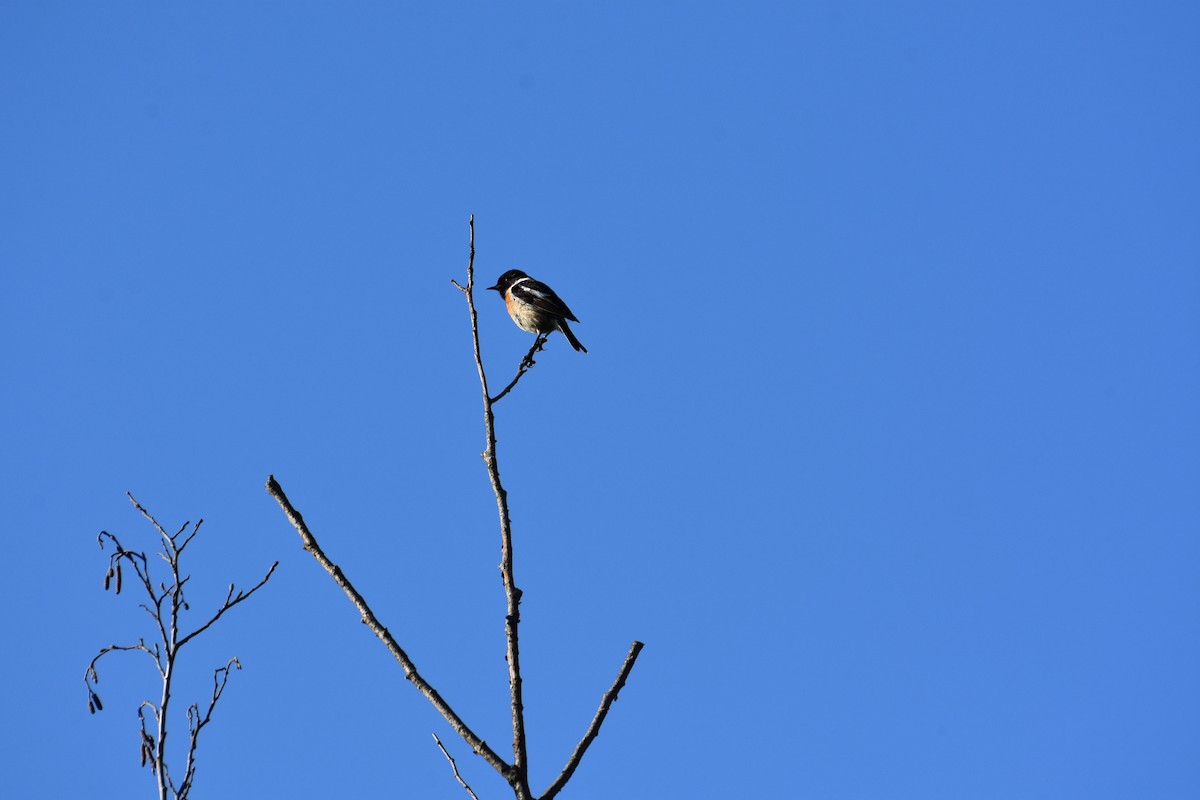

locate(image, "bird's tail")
[[558, 321, 587, 353]]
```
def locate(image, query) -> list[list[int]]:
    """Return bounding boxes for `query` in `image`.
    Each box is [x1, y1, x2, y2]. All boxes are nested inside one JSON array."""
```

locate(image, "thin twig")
[[490, 334, 548, 404], [264, 474, 515, 783], [178, 658, 240, 798], [433, 734, 482, 800], [540, 640, 645, 800], [127, 493, 172, 540], [86, 642, 165, 697], [176, 563, 278, 649]]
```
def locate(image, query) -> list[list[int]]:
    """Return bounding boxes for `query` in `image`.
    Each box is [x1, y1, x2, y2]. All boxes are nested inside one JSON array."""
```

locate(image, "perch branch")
[[489, 334, 548, 404]]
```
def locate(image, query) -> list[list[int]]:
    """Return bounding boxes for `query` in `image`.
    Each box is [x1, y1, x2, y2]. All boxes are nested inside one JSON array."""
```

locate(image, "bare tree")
[[268, 215, 643, 799], [85, 494, 277, 800]]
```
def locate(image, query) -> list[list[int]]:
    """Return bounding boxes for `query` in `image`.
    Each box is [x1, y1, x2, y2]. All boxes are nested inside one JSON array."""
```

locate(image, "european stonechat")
[[486, 269, 587, 353]]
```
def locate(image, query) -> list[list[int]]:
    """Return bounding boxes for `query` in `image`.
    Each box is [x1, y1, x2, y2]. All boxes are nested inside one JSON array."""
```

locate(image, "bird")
[[486, 269, 587, 353]]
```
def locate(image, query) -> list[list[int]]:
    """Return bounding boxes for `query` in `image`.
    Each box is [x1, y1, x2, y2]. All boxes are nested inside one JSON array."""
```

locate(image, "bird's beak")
[[486, 284, 501, 292]]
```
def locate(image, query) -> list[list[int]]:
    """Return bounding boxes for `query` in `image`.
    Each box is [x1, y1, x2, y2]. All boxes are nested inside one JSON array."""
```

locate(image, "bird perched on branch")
[[486, 269, 587, 353]]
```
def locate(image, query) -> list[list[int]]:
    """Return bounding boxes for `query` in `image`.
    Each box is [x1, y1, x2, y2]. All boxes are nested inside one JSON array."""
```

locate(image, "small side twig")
[[433, 733, 482, 800], [489, 334, 548, 404], [177, 567, 276, 648]]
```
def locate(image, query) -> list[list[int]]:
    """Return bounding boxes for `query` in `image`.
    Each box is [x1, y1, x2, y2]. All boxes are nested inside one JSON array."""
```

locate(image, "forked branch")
[[265, 216, 642, 800]]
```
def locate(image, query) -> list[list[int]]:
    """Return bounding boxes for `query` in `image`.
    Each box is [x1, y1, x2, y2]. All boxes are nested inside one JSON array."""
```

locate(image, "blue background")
[[2, 2, 1197, 798]]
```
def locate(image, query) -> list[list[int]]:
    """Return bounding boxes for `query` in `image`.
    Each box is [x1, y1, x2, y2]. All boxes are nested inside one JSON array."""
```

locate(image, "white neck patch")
[[510, 276, 547, 297]]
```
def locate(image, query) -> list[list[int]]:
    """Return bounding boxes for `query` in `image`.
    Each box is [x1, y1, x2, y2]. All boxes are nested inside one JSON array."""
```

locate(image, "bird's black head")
[[487, 269, 528, 293]]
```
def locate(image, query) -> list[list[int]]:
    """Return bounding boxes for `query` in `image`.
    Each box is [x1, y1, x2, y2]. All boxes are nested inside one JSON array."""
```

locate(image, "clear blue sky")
[[2, 3, 1197, 798]]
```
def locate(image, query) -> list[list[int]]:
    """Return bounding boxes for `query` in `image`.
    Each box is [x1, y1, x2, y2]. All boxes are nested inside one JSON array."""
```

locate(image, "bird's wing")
[[511, 278, 580, 322]]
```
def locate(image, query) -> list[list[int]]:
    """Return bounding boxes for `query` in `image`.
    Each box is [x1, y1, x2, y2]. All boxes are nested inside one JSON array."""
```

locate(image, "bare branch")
[[453, 216, 532, 798], [265, 474, 515, 783], [87, 499, 274, 800], [433, 733, 482, 800], [540, 640, 645, 800]]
